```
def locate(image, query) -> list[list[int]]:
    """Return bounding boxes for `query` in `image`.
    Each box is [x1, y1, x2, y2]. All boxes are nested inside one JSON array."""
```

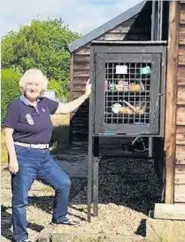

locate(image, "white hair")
[[19, 69, 48, 92]]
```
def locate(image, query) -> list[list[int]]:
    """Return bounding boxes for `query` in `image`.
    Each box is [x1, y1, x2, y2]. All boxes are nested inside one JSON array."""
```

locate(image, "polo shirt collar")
[[20, 95, 41, 113], [20, 95, 40, 106]]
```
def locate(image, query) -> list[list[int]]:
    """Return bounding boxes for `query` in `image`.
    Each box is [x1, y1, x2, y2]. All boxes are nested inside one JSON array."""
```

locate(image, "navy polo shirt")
[[4, 95, 59, 144]]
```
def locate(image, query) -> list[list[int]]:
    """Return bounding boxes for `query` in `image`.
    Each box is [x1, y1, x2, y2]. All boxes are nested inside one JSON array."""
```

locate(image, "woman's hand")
[[85, 78, 92, 97], [55, 78, 92, 114], [4, 127, 19, 175], [8, 158, 19, 175]]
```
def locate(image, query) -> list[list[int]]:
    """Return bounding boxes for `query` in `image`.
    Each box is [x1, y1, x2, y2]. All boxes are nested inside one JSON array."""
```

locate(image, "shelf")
[[104, 113, 150, 117], [105, 90, 150, 93]]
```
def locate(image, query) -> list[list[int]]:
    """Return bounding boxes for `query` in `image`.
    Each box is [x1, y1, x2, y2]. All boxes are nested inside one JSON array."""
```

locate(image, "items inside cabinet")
[[104, 62, 151, 125]]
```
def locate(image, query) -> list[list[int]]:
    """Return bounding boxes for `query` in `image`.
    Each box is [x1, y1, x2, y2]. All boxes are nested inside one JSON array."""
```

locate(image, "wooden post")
[[164, 1, 180, 203], [69, 55, 74, 145], [87, 46, 95, 222]]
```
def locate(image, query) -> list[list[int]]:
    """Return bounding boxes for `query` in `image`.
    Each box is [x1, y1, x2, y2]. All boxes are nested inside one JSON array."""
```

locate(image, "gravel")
[[1, 156, 162, 242]]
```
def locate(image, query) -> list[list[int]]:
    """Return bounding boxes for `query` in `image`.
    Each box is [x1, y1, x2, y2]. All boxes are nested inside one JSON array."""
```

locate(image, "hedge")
[[1, 68, 21, 124]]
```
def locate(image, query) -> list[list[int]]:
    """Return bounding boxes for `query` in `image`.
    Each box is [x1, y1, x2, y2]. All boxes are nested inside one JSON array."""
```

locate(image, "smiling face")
[[24, 79, 42, 102]]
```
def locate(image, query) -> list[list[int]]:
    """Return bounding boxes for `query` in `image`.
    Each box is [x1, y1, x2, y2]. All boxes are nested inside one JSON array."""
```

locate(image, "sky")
[[0, 0, 142, 38]]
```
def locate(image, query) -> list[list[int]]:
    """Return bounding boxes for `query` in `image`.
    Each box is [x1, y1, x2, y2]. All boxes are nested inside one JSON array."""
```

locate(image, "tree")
[[1, 68, 21, 123], [1, 19, 80, 97]]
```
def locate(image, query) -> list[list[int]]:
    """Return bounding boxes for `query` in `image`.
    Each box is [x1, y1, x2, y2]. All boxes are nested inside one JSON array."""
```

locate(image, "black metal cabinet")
[[90, 42, 166, 137]]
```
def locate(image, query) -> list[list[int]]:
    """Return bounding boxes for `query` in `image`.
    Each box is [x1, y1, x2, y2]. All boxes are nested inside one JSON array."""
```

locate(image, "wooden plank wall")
[[70, 46, 90, 142], [70, 4, 151, 142], [175, 1, 185, 202], [96, 16, 150, 41]]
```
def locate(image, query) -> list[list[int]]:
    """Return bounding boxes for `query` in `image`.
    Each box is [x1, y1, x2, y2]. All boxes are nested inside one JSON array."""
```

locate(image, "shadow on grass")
[[1, 205, 44, 241], [1, 205, 13, 241]]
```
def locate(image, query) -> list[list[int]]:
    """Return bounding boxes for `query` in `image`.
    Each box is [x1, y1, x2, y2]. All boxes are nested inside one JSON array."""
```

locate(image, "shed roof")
[[68, 0, 147, 53]]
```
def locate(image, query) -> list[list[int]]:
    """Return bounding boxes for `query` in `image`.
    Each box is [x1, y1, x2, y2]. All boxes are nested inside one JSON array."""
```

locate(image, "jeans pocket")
[[15, 146, 31, 163], [15, 145, 30, 153]]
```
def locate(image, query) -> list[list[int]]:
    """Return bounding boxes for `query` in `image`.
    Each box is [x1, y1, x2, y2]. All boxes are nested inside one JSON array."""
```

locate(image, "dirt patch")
[[52, 203, 147, 236]]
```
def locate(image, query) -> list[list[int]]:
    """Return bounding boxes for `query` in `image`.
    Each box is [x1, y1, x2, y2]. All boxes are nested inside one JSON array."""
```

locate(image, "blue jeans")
[[12, 145, 71, 241]]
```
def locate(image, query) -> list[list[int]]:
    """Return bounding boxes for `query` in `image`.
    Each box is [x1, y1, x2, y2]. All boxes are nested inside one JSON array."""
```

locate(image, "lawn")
[[50, 113, 70, 153], [1, 130, 8, 166]]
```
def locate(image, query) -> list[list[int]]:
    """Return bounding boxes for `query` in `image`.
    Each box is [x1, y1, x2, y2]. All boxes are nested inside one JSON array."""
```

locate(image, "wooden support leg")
[[87, 82, 94, 222], [149, 137, 153, 158], [93, 157, 99, 217], [153, 137, 165, 202], [87, 136, 93, 222], [93, 137, 99, 217]]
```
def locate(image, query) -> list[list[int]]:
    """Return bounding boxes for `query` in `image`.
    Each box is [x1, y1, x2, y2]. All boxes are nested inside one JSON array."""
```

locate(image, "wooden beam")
[[174, 184, 185, 202], [146, 218, 185, 242], [154, 203, 185, 220], [164, 1, 180, 203], [69, 55, 75, 144], [69, 54, 74, 101]]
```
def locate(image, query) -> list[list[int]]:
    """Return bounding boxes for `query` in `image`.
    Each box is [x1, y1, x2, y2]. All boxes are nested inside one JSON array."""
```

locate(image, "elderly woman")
[[4, 69, 92, 242]]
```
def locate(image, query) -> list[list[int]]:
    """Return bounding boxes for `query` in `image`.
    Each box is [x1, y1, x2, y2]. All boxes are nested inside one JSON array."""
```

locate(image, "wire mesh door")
[[94, 53, 161, 135]]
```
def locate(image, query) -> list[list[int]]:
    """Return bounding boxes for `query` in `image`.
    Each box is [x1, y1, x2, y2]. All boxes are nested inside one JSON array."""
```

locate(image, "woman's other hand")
[[8, 158, 19, 175], [4, 127, 19, 175]]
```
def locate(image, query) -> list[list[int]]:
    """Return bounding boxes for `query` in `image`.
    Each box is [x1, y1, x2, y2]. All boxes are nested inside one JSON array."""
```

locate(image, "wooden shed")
[[165, 0, 185, 206], [68, 0, 185, 217], [68, 0, 162, 143]]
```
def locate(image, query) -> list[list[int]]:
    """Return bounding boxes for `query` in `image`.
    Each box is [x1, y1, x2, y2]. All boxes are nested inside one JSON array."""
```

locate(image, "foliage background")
[[1, 19, 80, 123], [1, 68, 21, 123]]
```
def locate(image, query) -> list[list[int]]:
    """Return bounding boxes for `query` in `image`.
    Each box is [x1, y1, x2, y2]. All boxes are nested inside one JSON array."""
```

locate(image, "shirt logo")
[[25, 113, 35, 125]]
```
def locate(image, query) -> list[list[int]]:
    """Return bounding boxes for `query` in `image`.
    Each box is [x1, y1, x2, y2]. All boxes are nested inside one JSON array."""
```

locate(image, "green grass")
[[1, 131, 8, 167], [50, 114, 70, 153]]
